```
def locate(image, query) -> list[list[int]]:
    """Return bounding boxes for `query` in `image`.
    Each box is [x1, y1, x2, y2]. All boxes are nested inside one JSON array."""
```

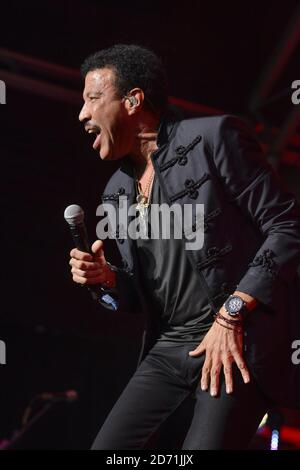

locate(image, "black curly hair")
[[81, 44, 168, 114]]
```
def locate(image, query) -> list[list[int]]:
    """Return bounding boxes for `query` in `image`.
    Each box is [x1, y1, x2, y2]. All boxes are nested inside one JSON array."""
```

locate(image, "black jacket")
[[100, 113, 300, 408]]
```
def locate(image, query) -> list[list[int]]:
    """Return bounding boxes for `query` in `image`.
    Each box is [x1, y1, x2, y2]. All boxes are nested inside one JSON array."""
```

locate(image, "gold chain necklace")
[[134, 166, 155, 233]]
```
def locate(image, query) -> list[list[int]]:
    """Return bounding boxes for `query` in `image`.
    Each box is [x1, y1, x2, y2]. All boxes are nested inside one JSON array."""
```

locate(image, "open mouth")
[[86, 126, 102, 150]]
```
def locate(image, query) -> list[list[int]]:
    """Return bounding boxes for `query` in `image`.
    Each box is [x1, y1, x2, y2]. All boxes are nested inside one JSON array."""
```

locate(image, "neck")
[[128, 112, 160, 178]]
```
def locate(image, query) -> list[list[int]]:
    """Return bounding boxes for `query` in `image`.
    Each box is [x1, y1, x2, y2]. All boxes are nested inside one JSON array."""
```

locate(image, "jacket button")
[[207, 246, 218, 257], [189, 190, 199, 199], [178, 155, 187, 165], [176, 145, 186, 155], [185, 179, 193, 188], [117, 187, 125, 196]]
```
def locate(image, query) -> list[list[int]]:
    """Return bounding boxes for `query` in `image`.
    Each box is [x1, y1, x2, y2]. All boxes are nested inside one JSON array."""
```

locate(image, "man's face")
[[79, 68, 132, 161]]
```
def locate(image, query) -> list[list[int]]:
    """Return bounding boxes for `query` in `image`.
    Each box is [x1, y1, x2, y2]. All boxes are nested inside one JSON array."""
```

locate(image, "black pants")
[[91, 341, 270, 450]]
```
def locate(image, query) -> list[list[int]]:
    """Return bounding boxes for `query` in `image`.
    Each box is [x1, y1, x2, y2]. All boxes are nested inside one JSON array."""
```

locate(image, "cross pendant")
[[136, 201, 149, 217], [136, 194, 149, 236], [136, 194, 149, 216]]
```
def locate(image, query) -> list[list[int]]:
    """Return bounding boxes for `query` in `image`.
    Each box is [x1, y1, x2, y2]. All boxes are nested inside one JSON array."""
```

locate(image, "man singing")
[[69, 44, 300, 449]]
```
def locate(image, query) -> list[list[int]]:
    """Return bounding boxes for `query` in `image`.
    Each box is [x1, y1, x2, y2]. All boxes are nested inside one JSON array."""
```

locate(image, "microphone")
[[64, 204, 118, 311], [38, 390, 79, 403]]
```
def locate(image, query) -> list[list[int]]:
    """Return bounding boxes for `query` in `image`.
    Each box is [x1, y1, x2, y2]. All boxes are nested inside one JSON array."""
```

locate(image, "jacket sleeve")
[[98, 261, 141, 314], [213, 115, 300, 310]]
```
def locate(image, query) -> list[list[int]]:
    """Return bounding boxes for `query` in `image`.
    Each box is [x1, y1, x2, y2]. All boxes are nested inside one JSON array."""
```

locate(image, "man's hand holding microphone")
[[69, 240, 116, 289], [64, 204, 118, 310]]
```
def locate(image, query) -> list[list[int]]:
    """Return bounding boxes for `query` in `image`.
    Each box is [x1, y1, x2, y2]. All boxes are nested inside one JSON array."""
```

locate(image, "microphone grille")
[[64, 204, 84, 226]]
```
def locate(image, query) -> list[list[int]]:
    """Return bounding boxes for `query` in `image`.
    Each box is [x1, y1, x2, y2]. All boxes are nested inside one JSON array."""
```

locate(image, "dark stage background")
[[0, 0, 300, 449]]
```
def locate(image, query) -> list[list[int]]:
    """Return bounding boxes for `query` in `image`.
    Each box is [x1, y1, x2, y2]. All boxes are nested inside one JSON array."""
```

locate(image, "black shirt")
[[135, 174, 213, 343]]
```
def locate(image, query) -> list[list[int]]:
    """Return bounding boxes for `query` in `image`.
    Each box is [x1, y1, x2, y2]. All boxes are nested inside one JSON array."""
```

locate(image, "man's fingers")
[[91, 240, 107, 266], [70, 242, 106, 267], [71, 267, 103, 278], [189, 342, 206, 357], [70, 248, 93, 261], [231, 348, 250, 384], [72, 273, 105, 285], [69, 258, 101, 270], [91, 240, 104, 255], [223, 357, 233, 394], [209, 362, 221, 396], [94, 253, 106, 266], [200, 358, 211, 392]]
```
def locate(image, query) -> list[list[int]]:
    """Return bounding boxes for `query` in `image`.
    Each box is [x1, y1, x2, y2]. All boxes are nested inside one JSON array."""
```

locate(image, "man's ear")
[[124, 88, 144, 114]]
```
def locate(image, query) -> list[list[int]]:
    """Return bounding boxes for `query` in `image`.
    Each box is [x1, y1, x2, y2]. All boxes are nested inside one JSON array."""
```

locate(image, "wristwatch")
[[223, 295, 247, 317]]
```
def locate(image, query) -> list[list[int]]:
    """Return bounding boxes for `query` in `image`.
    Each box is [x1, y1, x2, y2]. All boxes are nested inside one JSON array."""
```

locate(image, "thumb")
[[188, 342, 206, 357], [91, 240, 106, 264]]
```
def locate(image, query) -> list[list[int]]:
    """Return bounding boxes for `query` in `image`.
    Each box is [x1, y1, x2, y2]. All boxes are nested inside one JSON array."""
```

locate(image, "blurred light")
[[271, 429, 280, 450], [258, 413, 268, 430]]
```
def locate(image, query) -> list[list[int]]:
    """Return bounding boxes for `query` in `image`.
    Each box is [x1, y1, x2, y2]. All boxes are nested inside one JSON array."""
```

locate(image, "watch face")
[[228, 296, 244, 313]]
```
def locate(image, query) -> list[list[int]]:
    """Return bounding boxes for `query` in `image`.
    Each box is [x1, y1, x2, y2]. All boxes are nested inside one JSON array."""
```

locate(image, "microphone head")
[[64, 204, 84, 226]]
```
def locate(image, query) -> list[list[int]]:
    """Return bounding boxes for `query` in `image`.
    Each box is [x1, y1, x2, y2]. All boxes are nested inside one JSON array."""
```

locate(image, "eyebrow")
[[83, 91, 102, 100]]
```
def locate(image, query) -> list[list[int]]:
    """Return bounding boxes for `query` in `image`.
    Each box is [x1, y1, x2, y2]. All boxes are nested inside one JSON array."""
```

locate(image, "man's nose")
[[79, 103, 90, 122]]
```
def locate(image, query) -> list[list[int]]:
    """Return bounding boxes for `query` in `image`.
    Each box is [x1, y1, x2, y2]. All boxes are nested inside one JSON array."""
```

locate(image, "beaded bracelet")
[[215, 319, 243, 335], [214, 311, 243, 327]]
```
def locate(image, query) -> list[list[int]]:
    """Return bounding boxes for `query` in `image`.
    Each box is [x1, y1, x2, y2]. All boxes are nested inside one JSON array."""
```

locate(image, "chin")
[[100, 147, 125, 162], [98, 146, 111, 160], [99, 152, 107, 160], [99, 150, 115, 161]]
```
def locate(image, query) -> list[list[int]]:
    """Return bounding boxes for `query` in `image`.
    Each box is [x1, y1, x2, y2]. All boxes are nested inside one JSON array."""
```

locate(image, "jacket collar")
[[156, 110, 178, 148], [120, 109, 178, 177]]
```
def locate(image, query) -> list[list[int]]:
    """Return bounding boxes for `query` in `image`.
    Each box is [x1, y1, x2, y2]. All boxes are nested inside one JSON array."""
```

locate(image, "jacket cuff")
[[105, 262, 139, 314], [237, 267, 283, 311]]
